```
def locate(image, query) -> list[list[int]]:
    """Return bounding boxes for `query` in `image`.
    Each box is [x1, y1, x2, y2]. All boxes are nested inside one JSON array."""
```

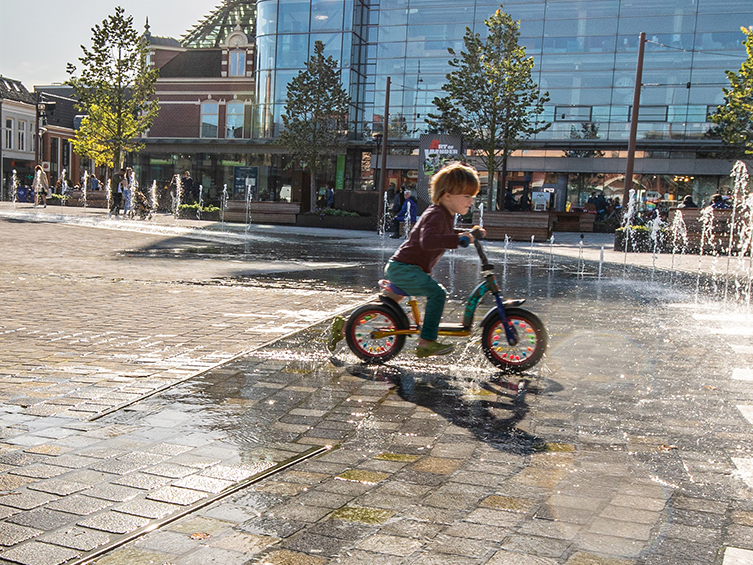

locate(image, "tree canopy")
[[67, 6, 159, 170], [277, 41, 350, 210], [709, 27, 753, 157], [427, 7, 549, 210]]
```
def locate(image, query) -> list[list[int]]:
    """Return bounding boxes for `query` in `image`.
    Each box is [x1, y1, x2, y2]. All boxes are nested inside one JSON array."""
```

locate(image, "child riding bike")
[[330, 161, 484, 358]]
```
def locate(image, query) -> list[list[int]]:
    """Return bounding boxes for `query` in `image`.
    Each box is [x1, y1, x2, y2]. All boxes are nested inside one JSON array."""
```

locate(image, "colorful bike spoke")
[[355, 313, 396, 355], [491, 321, 537, 363]]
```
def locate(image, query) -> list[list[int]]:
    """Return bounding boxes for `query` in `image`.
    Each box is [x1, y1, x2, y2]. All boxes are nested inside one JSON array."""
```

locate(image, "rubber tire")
[[345, 303, 407, 364], [481, 308, 547, 371]]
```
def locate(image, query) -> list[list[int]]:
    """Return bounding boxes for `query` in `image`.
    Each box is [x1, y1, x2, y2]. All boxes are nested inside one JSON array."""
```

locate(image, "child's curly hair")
[[429, 162, 480, 204]]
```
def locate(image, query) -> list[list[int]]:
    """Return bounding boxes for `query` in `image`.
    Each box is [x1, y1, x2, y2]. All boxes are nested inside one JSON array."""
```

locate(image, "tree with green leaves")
[[709, 27, 753, 157], [67, 6, 159, 171], [277, 41, 351, 211], [427, 7, 549, 210]]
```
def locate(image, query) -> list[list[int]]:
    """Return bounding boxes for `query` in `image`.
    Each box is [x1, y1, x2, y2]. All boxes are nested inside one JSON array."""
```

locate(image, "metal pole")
[[623, 32, 646, 208], [378, 77, 391, 231]]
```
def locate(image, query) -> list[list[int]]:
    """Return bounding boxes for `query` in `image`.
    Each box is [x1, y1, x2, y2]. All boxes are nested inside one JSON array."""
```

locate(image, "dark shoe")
[[328, 315, 345, 351], [415, 341, 454, 358]]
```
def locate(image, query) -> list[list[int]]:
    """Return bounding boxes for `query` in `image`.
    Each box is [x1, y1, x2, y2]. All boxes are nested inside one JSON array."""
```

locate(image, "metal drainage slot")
[[67, 444, 333, 565]]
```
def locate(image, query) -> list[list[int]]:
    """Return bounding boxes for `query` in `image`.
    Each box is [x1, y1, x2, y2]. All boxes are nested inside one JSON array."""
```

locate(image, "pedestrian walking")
[[32, 165, 48, 208]]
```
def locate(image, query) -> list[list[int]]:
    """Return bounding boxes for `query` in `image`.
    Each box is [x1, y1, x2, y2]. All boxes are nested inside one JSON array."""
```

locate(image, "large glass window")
[[277, 34, 309, 67], [310, 33, 343, 59], [311, 0, 344, 31], [201, 102, 219, 138], [229, 51, 246, 76], [257, 36, 277, 70], [379, 9, 408, 26], [4, 118, 12, 150], [544, 1, 619, 19], [257, 0, 278, 35], [226, 101, 245, 138], [408, 5, 475, 25], [278, 0, 310, 32], [17, 120, 25, 151]]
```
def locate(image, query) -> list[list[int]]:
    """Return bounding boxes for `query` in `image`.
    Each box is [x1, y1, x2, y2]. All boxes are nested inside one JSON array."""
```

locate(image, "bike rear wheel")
[[345, 304, 407, 364], [481, 308, 547, 371]]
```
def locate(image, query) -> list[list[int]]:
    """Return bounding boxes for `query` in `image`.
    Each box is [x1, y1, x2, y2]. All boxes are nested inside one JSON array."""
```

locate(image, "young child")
[[329, 162, 482, 357], [385, 162, 481, 357]]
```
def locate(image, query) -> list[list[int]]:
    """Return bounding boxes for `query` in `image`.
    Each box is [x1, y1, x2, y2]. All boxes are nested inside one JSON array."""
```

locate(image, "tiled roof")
[[158, 49, 222, 78], [149, 35, 182, 47], [0, 76, 36, 104]]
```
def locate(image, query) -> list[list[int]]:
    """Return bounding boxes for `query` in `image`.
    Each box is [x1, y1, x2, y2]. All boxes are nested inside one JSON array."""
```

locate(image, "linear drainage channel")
[[66, 444, 332, 565]]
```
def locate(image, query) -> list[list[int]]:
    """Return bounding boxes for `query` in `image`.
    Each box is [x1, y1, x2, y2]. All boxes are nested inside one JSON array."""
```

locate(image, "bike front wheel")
[[345, 304, 407, 364], [481, 308, 547, 371]]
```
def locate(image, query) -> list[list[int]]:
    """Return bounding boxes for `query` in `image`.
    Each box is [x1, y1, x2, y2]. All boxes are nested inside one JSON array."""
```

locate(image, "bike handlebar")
[[470, 227, 493, 270]]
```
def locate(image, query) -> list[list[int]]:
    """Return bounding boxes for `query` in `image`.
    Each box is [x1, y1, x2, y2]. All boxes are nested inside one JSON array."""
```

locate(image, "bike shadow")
[[344, 361, 550, 452]]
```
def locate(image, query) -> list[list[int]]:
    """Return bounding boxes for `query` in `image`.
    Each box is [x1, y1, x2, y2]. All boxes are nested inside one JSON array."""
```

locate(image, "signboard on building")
[[336, 155, 345, 191], [233, 166, 258, 200], [417, 134, 463, 203]]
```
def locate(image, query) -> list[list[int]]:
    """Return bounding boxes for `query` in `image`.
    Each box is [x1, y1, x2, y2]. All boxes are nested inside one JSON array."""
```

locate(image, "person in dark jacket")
[[390, 190, 417, 238]]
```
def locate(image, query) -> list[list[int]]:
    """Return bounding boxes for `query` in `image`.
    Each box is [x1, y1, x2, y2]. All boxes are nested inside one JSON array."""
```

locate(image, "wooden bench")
[[66, 190, 109, 208], [473, 211, 553, 241], [225, 201, 301, 225], [667, 207, 736, 253], [548, 211, 596, 232]]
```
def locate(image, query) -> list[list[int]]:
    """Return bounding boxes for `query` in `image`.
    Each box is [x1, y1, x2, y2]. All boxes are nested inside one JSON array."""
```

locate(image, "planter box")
[[178, 209, 221, 221], [296, 214, 377, 231], [614, 229, 667, 253]]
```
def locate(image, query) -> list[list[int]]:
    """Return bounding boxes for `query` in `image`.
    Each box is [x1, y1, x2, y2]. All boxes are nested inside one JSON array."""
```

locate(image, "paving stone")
[[172, 474, 234, 493], [77, 510, 150, 534], [6, 508, 75, 531], [111, 472, 173, 490], [26, 479, 90, 496], [46, 454, 98, 469], [486, 551, 559, 565], [258, 549, 327, 565], [0, 541, 80, 565], [0, 522, 43, 546], [283, 531, 349, 557], [146, 443, 195, 456], [114, 498, 181, 519], [8, 464, 67, 479], [202, 462, 274, 482], [178, 545, 250, 565], [146, 486, 209, 505], [39, 527, 111, 551], [0, 475, 36, 491], [0, 490, 56, 510], [356, 533, 423, 556], [89, 546, 173, 565], [210, 531, 279, 554], [142, 463, 198, 479], [44, 494, 113, 516], [84, 483, 142, 502], [88, 458, 148, 475]]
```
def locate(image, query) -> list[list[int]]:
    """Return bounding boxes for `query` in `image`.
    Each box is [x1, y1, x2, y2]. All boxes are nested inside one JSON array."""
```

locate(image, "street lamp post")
[[623, 32, 647, 209]]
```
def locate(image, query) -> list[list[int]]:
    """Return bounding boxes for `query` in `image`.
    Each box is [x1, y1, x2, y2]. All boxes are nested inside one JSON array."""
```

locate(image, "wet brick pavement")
[[0, 202, 752, 565]]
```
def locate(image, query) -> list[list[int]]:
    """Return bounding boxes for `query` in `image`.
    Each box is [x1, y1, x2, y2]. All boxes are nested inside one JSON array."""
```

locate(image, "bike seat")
[[379, 279, 409, 297]]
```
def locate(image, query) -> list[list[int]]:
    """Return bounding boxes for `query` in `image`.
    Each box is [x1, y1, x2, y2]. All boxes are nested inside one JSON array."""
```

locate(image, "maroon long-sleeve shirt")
[[391, 204, 461, 274]]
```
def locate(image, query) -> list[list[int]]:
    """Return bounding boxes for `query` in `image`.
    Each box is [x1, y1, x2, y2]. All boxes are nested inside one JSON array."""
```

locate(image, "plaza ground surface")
[[0, 201, 752, 565]]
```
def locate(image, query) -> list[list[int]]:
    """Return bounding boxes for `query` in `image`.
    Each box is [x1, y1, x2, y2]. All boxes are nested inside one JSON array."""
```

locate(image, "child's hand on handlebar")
[[471, 225, 486, 238]]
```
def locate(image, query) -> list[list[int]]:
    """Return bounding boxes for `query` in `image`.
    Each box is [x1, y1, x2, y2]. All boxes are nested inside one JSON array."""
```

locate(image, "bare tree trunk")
[[310, 173, 317, 211]]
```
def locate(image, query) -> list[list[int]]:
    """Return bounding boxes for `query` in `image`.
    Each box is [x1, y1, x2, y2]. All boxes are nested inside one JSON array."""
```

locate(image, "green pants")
[[385, 260, 446, 341]]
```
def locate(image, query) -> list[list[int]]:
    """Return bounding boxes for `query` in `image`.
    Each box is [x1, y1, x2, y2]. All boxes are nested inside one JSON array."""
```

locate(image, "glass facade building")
[[138, 0, 752, 213]]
